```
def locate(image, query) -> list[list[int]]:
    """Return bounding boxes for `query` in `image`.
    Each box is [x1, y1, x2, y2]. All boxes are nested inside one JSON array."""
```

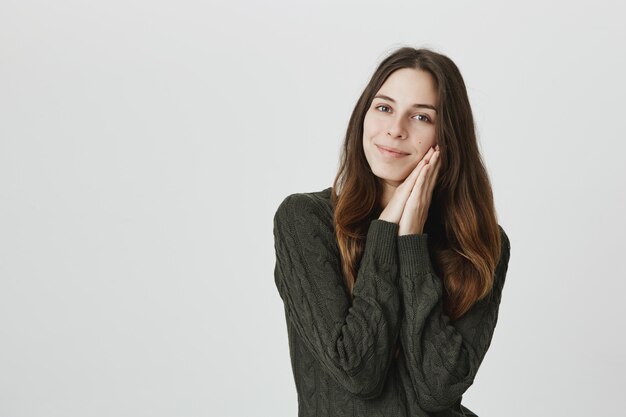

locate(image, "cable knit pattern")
[[273, 187, 511, 417]]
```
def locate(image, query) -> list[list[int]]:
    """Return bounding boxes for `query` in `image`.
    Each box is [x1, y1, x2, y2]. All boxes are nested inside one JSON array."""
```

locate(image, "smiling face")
[[363, 67, 439, 191]]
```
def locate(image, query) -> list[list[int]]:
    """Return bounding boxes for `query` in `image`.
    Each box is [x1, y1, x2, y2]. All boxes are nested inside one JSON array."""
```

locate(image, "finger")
[[403, 149, 439, 224], [421, 146, 436, 164], [399, 148, 433, 191], [408, 147, 436, 180], [399, 146, 439, 204], [407, 162, 430, 209], [415, 150, 439, 200], [412, 147, 435, 171], [425, 151, 442, 197]]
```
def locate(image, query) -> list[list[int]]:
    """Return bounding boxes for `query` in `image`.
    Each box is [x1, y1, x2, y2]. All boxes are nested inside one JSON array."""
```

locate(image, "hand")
[[398, 145, 441, 236], [379, 145, 440, 226]]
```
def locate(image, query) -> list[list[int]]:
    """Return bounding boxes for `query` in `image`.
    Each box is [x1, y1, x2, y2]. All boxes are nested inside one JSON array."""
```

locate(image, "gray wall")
[[1, 0, 624, 416]]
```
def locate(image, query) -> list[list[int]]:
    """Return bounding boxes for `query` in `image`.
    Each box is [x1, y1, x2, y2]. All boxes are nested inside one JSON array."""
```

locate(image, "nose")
[[386, 115, 408, 139]]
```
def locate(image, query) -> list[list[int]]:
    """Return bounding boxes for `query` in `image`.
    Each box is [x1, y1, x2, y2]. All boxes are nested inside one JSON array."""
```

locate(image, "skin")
[[362, 68, 442, 235]]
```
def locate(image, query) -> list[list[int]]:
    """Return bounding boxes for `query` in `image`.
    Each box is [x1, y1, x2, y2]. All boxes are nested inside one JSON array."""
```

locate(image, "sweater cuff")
[[397, 233, 434, 276], [363, 219, 398, 264]]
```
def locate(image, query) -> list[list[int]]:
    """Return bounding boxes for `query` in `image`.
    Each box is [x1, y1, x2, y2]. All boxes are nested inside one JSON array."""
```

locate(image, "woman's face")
[[363, 67, 438, 187]]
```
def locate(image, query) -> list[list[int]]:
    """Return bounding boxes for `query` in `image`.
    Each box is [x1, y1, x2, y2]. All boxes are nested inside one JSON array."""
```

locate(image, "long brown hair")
[[331, 46, 503, 329]]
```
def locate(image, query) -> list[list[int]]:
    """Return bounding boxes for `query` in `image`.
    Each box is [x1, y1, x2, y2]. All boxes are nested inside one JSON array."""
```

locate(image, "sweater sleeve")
[[273, 194, 401, 399], [396, 225, 511, 412]]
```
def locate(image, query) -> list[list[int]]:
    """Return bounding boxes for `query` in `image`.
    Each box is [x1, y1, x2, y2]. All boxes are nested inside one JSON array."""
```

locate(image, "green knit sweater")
[[273, 186, 511, 417]]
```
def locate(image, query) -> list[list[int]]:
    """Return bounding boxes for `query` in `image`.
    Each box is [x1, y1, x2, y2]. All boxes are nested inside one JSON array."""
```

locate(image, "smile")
[[376, 145, 409, 158]]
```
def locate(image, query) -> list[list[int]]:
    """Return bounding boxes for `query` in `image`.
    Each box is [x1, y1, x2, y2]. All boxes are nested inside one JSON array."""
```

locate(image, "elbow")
[[337, 353, 393, 400], [414, 344, 481, 411], [344, 375, 387, 400], [347, 373, 387, 400], [415, 375, 475, 412]]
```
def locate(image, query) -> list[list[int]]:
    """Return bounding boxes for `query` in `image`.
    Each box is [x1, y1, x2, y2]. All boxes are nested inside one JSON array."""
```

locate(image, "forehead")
[[378, 68, 438, 105]]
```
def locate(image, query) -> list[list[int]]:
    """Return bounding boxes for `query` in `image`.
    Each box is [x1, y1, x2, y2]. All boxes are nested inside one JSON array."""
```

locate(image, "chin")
[[373, 168, 407, 183]]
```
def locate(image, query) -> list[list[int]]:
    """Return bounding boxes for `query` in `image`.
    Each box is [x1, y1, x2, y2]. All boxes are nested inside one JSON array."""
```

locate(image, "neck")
[[379, 180, 400, 209]]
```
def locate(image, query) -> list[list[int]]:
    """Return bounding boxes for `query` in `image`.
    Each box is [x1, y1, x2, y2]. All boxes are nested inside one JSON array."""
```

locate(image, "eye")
[[413, 114, 432, 123], [375, 104, 391, 113], [375, 104, 432, 123]]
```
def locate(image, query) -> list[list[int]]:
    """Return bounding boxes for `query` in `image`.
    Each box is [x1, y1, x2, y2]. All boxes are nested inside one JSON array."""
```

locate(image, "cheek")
[[362, 119, 373, 137], [415, 133, 437, 149], [408, 134, 437, 160], [363, 113, 382, 136]]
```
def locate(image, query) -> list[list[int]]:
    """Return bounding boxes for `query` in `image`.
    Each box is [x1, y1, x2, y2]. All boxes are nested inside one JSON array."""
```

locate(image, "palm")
[[398, 147, 441, 236]]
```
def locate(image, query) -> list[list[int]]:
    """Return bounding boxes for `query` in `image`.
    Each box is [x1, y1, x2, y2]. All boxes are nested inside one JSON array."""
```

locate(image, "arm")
[[273, 194, 401, 399], [397, 225, 511, 411]]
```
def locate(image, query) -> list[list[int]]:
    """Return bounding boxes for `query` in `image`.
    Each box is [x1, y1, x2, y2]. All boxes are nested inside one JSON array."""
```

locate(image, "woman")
[[273, 46, 511, 417]]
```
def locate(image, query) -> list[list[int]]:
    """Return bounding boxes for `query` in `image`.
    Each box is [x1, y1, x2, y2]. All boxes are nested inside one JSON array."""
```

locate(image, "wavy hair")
[[331, 46, 503, 337]]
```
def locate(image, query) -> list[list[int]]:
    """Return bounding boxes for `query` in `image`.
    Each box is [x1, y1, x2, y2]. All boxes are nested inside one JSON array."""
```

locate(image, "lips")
[[376, 145, 409, 155]]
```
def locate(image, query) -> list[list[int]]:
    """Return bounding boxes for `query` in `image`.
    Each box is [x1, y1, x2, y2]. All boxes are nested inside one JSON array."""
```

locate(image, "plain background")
[[1, 0, 625, 416]]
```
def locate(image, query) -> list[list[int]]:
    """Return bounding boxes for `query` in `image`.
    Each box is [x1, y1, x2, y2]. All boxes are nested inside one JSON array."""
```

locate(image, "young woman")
[[273, 46, 511, 417]]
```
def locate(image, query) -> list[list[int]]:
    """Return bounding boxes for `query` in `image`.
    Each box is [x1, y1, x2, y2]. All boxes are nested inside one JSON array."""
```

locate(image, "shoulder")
[[497, 224, 511, 253], [273, 189, 338, 253], [274, 187, 333, 225], [495, 223, 511, 279]]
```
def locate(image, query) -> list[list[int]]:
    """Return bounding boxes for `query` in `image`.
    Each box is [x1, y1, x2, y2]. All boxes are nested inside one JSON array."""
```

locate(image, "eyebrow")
[[373, 94, 437, 113]]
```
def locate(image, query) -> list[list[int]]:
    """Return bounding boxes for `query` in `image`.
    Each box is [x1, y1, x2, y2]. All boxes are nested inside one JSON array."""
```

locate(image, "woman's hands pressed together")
[[379, 144, 442, 236]]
